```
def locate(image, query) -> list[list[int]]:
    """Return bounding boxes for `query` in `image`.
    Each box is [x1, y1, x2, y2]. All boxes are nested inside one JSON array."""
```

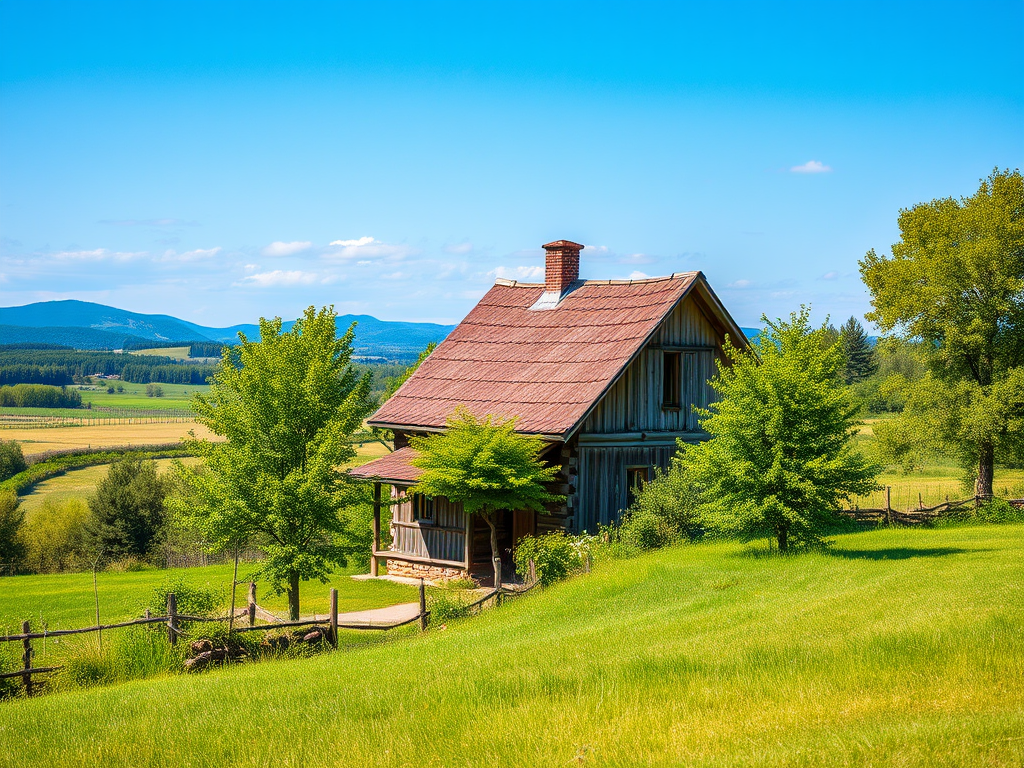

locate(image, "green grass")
[[2, 525, 1021, 767], [0, 561, 418, 633], [80, 382, 209, 410], [129, 347, 193, 360]]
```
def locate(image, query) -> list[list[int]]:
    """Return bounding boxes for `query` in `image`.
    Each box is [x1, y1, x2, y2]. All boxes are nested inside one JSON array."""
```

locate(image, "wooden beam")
[[373, 549, 467, 570], [371, 482, 381, 577]]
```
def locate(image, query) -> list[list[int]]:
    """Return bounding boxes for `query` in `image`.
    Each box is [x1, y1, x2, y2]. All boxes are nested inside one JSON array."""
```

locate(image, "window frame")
[[662, 350, 682, 410], [411, 493, 435, 525], [626, 465, 651, 493]]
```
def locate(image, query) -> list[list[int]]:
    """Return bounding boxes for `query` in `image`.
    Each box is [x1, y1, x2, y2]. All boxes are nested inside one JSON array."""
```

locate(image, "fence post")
[[167, 592, 178, 646], [247, 582, 256, 627], [21, 620, 32, 696], [884, 486, 892, 525], [329, 588, 338, 649], [418, 579, 427, 632], [528, 559, 537, 585]]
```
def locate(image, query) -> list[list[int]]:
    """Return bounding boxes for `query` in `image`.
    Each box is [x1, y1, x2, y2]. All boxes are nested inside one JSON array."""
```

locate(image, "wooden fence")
[[842, 486, 1024, 527], [0, 576, 536, 697]]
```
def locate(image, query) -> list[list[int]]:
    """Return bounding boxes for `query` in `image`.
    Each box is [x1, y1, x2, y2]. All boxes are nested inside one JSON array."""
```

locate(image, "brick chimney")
[[542, 240, 584, 295]]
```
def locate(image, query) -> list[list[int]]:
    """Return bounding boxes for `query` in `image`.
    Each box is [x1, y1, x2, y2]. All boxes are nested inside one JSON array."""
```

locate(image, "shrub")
[[513, 531, 583, 586], [0, 440, 27, 483], [20, 497, 92, 573], [149, 577, 223, 618], [936, 498, 1024, 527], [52, 626, 184, 692], [620, 460, 705, 549], [428, 590, 472, 624], [0, 490, 25, 572]]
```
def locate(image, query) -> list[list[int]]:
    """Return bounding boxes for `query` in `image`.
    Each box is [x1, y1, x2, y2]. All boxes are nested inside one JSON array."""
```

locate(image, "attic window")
[[412, 494, 435, 524], [662, 351, 681, 409]]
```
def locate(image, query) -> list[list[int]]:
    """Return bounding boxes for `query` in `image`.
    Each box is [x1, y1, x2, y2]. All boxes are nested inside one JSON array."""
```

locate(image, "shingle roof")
[[348, 446, 423, 484], [367, 272, 705, 437]]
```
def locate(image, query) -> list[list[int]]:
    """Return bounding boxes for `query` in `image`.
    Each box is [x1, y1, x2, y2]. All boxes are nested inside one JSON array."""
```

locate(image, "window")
[[662, 351, 681, 409], [626, 466, 650, 492], [412, 494, 435, 524]]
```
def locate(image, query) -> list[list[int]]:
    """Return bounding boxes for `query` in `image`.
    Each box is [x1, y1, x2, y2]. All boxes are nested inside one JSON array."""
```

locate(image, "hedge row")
[[1, 444, 194, 496]]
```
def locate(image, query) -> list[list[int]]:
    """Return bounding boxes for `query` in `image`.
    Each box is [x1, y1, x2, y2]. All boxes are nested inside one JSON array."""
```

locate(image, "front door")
[[511, 509, 536, 549]]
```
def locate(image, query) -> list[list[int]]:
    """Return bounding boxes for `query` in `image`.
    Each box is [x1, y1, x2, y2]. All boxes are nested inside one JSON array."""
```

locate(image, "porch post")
[[464, 509, 472, 571], [371, 482, 381, 577]]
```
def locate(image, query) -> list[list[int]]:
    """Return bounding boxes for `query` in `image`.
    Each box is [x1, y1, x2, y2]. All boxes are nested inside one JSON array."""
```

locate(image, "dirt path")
[[309, 602, 420, 627]]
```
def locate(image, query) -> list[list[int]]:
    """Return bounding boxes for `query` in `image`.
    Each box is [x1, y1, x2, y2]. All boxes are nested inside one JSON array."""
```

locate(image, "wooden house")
[[350, 240, 748, 581]]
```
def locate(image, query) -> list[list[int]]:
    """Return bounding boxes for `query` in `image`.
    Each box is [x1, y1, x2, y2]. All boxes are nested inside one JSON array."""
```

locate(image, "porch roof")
[[348, 446, 423, 485]]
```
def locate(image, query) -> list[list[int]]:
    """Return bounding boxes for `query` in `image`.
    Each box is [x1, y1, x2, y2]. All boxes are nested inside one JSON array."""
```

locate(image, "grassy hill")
[[2, 525, 1021, 767]]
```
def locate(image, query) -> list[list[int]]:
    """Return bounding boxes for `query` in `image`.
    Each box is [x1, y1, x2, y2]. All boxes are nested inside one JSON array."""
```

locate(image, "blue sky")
[[1, 1, 1021, 329]]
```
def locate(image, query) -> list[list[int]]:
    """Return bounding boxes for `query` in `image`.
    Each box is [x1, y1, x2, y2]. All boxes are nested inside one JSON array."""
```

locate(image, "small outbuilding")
[[350, 240, 748, 581]]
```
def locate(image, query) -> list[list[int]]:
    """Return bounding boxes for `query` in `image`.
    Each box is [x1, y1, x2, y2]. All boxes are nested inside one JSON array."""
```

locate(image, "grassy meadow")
[[1, 524, 1020, 767], [0, 560, 418, 633]]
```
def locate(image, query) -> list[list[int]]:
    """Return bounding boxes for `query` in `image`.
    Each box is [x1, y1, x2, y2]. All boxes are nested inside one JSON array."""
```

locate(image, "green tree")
[[371, 342, 437, 451], [0, 440, 27, 482], [679, 309, 879, 551], [409, 407, 562, 585], [0, 490, 26, 573], [88, 458, 167, 559], [173, 306, 373, 619], [840, 316, 876, 384], [860, 168, 1024, 496]]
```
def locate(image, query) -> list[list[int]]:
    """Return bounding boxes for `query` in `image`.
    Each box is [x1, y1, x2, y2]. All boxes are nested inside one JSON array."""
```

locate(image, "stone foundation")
[[386, 559, 467, 582]]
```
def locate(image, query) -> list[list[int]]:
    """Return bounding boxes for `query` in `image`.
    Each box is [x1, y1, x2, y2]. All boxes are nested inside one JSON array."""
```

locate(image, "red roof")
[[348, 446, 423, 484], [368, 272, 717, 437]]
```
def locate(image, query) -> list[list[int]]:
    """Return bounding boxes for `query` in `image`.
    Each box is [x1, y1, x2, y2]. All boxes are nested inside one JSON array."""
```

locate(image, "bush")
[[620, 460, 705, 549], [89, 458, 167, 559], [145, 383, 164, 398], [0, 383, 82, 409], [0, 490, 25, 572], [20, 497, 92, 573], [513, 531, 584, 586], [936, 498, 1024, 527], [52, 626, 184, 692], [428, 590, 472, 624], [149, 577, 223, 618], [0, 440, 27, 483]]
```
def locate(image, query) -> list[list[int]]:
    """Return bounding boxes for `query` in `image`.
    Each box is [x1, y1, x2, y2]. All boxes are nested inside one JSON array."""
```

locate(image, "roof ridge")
[[493, 272, 700, 288]]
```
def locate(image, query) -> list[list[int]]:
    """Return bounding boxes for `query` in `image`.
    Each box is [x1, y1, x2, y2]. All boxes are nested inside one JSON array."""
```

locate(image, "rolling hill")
[[0, 300, 455, 358]]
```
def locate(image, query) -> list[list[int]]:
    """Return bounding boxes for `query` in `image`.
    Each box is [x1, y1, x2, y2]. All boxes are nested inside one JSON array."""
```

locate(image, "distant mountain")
[[0, 300, 455, 358]]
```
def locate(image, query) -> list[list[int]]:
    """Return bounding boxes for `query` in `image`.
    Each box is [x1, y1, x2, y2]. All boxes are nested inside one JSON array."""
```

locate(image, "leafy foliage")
[[620, 461, 705, 549], [0, 384, 82, 408], [18, 497, 92, 573], [88, 458, 167, 559], [0, 440, 27, 482], [678, 308, 880, 550], [0, 491, 26, 571], [172, 306, 374, 619], [860, 168, 1024, 495], [410, 407, 562, 583], [512, 531, 584, 585]]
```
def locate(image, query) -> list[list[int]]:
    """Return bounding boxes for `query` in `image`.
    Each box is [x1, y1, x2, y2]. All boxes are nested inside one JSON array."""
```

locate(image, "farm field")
[[0, 560, 418, 633], [2, 421, 218, 457], [79, 382, 209, 410], [17, 457, 202, 513], [2, 524, 1021, 767]]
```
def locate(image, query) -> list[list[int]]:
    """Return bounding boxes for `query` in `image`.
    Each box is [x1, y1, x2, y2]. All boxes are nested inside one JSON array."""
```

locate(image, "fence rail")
[[0, 574, 543, 698], [841, 489, 1024, 526]]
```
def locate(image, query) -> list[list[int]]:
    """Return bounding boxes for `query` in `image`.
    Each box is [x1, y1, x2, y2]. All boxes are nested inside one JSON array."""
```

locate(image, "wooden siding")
[[574, 444, 677, 532], [390, 489, 467, 564], [580, 298, 722, 435]]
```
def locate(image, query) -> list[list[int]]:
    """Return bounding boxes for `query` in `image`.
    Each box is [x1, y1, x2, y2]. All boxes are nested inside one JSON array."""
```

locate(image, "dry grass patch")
[[5, 422, 219, 457]]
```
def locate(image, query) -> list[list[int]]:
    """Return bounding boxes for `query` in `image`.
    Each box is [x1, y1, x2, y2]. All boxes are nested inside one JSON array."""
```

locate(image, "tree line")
[[0, 349, 219, 387], [0, 384, 83, 409]]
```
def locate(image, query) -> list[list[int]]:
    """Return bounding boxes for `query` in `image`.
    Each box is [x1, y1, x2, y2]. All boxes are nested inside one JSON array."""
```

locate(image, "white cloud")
[[52, 248, 145, 262], [238, 270, 319, 287], [628, 270, 650, 280], [381, 271, 408, 281], [324, 237, 414, 262], [489, 265, 545, 281], [819, 271, 840, 280], [356, 260, 372, 266], [160, 247, 221, 263], [330, 236, 376, 247], [262, 241, 313, 257], [727, 279, 754, 289], [584, 244, 611, 255], [790, 160, 832, 174], [619, 252, 657, 265], [443, 241, 473, 255], [244, 264, 259, 271]]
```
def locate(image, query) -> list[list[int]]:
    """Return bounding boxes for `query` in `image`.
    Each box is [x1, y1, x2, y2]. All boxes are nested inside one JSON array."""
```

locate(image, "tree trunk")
[[483, 511, 500, 587], [287, 569, 300, 621], [976, 441, 995, 500], [777, 525, 788, 552]]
